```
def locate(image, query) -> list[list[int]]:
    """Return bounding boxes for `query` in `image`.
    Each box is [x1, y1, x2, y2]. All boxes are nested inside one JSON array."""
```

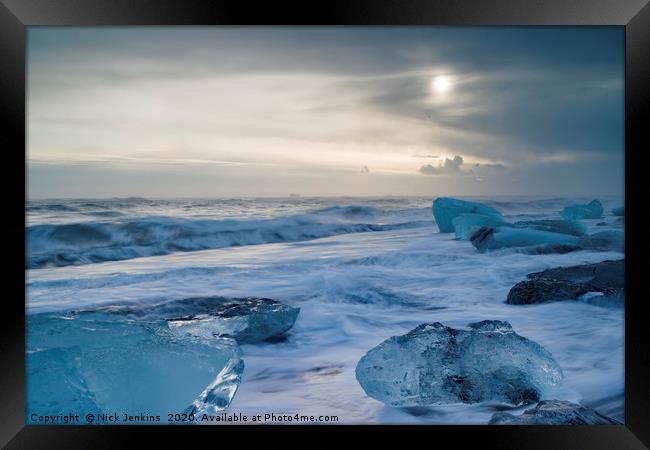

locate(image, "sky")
[[27, 27, 624, 199]]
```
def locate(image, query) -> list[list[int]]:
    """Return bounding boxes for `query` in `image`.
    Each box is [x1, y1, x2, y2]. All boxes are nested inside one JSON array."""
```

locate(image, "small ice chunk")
[[611, 206, 624, 216], [355, 320, 562, 407], [560, 200, 603, 220], [432, 198, 502, 233], [452, 213, 509, 240], [26, 313, 243, 421], [581, 290, 624, 308], [469, 226, 578, 253], [577, 230, 624, 252], [489, 400, 619, 424]]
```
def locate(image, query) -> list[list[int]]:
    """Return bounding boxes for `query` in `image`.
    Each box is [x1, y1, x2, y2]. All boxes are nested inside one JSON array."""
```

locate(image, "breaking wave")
[[26, 208, 431, 269]]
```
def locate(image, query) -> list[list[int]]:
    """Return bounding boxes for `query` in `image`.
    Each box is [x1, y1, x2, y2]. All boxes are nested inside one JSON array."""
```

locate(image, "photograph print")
[[26, 26, 625, 425]]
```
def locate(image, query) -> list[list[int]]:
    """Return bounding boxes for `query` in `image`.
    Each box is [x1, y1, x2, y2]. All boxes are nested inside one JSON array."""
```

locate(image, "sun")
[[431, 75, 452, 94]]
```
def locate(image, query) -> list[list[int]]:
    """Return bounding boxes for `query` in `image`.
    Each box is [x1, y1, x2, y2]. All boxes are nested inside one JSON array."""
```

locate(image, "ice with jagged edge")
[[355, 320, 562, 407], [90, 296, 300, 344], [513, 219, 586, 236], [26, 312, 243, 422], [452, 213, 509, 240], [560, 199, 603, 220], [454, 216, 586, 241], [432, 197, 502, 233], [470, 226, 579, 253], [184, 357, 244, 416]]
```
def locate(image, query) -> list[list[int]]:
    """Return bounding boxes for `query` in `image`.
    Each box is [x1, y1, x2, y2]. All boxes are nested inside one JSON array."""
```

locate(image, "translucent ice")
[[612, 206, 624, 216], [469, 226, 578, 253], [185, 357, 245, 416], [26, 347, 102, 418], [90, 296, 300, 344], [26, 313, 243, 422], [432, 198, 502, 233], [489, 400, 618, 424], [560, 200, 603, 220], [452, 213, 509, 240], [578, 230, 624, 252], [355, 321, 562, 407], [513, 219, 586, 237]]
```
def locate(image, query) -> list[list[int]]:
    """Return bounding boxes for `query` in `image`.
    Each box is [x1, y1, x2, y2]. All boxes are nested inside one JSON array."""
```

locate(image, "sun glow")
[[431, 75, 452, 94]]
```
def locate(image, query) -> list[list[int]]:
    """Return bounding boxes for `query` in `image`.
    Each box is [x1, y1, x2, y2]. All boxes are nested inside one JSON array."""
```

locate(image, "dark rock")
[[527, 259, 624, 290], [507, 279, 591, 305], [507, 260, 624, 306], [489, 400, 619, 425]]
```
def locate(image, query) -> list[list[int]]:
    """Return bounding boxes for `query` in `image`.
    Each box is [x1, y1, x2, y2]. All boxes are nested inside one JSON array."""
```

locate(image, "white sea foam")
[[26, 196, 625, 423]]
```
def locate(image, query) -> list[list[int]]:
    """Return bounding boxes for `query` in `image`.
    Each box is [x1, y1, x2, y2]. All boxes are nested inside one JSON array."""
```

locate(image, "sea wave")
[[26, 209, 432, 269]]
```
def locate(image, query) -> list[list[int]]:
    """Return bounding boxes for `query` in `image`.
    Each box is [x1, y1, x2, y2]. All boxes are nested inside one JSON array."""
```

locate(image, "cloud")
[[419, 155, 510, 180], [419, 155, 466, 175], [26, 27, 624, 197]]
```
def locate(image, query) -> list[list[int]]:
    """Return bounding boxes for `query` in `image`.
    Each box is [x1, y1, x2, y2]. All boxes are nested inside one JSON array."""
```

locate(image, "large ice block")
[[355, 321, 562, 407], [432, 198, 502, 233], [26, 313, 243, 422]]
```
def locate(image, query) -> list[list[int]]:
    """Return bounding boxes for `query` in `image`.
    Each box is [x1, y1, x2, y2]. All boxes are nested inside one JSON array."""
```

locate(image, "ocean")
[[25, 195, 625, 424]]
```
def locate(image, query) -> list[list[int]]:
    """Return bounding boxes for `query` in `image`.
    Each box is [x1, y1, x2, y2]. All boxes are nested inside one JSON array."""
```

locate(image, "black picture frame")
[[2, 0, 648, 447]]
